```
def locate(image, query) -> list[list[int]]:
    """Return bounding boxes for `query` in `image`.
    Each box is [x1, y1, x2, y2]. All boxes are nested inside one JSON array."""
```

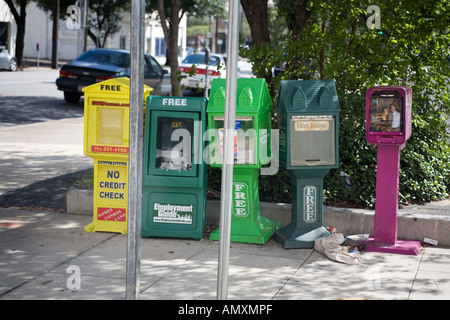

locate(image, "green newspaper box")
[[142, 96, 208, 240], [207, 78, 280, 244], [274, 80, 340, 248]]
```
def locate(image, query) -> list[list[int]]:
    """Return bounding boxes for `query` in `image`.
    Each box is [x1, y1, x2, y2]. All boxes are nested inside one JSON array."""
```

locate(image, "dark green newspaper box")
[[207, 78, 280, 244], [274, 80, 340, 248], [142, 96, 207, 240]]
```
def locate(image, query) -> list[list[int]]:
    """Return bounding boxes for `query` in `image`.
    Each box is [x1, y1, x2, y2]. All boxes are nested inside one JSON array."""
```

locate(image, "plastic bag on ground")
[[314, 233, 362, 265]]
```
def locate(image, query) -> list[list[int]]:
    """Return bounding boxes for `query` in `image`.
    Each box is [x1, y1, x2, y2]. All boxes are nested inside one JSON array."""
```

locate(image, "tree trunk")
[[51, 0, 59, 69], [15, 18, 25, 67], [4, 0, 27, 67], [240, 0, 270, 46], [293, 0, 310, 37], [157, 0, 182, 97], [88, 29, 98, 47], [241, 0, 271, 82], [283, 0, 310, 38]]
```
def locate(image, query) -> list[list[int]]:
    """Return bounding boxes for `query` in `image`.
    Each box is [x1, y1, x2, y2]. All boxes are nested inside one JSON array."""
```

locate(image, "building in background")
[[0, 1, 15, 54], [145, 11, 187, 66], [0, 1, 187, 65]]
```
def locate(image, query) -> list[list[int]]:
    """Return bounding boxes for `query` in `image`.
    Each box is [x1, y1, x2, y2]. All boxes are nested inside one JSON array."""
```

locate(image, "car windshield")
[[75, 50, 130, 68], [182, 53, 222, 67]]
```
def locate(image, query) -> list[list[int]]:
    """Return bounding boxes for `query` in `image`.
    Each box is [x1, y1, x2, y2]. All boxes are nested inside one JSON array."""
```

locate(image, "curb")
[[66, 189, 450, 247]]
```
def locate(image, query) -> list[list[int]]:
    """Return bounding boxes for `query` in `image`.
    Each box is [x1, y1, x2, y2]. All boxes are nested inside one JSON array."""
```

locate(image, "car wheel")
[[8, 58, 17, 72], [64, 91, 81, 104]]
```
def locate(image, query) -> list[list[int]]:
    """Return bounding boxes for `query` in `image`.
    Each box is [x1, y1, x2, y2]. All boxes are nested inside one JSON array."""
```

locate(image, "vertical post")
[[83, 0, 89, 52], [51, 0, 59, 69], [126, 0, 145, 300], [36, 42, 40, 70], [79, 0, 87, 56], [216, 0, 239, 300], [374, 144, 400, 245], [204, 47, 209, 98]]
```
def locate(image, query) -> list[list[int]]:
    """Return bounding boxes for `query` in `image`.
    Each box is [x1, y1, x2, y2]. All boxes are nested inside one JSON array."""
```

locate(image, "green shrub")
[[238, 0, 450, 207]]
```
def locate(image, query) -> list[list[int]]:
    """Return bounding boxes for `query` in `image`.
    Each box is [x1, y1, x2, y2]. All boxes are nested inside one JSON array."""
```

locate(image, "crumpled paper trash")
[[314, 233, 363, 265]]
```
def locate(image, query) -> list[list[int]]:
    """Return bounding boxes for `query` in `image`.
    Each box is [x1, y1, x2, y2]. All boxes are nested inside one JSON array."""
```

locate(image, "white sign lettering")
[[162, 98, 188, 106]]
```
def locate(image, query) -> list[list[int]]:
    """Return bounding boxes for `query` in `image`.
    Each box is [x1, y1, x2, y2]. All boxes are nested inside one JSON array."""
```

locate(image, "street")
[[0, 69, 93, 195]]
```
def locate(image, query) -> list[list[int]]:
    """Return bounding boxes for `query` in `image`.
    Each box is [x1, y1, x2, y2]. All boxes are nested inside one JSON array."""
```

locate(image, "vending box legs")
[[274, 169, 331, 248], [209, 167, 280, 244]]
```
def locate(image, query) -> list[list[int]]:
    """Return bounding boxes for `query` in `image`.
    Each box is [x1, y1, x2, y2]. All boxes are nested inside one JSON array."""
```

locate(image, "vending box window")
[[289, 115, 336, 167], [366, 86, 412, 146], [155, 116, 194, 171], [148, 111, 199, 177], [210, 115, 257, 165], [96, 107, 125, 146], [274, 80, 340, 249]]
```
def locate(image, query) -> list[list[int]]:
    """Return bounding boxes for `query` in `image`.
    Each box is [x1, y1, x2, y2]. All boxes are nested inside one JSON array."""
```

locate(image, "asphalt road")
[[0, 69, 93, 208], [0, 68, 84, 127]]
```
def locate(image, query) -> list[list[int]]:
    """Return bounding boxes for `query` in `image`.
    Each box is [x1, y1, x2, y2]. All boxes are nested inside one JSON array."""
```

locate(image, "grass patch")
[[72, 168, 94, 190]]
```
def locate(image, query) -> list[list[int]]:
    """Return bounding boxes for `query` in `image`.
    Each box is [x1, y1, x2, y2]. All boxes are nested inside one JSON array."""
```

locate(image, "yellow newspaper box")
[[82, 77, 152, 234]]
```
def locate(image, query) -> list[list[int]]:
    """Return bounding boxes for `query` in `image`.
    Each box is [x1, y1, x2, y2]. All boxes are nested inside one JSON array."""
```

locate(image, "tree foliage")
[[243, 0, 450, 207], [87, 0, 130, 47]]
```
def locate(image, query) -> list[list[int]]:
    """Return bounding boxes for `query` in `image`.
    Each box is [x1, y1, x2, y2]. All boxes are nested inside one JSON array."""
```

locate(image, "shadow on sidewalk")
[[0, 168, 93, 212]]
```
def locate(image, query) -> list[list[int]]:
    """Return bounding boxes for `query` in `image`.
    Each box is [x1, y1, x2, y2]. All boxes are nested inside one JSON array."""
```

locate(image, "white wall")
[[0, 0, 17, 55], [23, 2, 132, 61], [145, 11, 187, 65]]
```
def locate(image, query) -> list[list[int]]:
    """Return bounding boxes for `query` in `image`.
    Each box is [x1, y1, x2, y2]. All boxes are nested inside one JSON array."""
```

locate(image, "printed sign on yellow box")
[[82, 77, 152, 234], [84, 160, 128, 234]]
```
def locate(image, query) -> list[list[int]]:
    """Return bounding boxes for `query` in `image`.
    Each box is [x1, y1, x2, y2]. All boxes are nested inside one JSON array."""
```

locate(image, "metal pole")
[[204, 66, 208, 98], [36, 42, 40, 70], [126, 0, 145, 300], [79, 0, 87, 56], [83, 0, 89, 52], [216, 0, 240, 300], [51, 0, 59, 69]]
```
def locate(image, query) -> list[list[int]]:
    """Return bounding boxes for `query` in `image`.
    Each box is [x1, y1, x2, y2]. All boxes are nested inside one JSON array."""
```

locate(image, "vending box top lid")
[[207, 78, 271, 114], [276, 80, 340, 114], [83, 76, 152, 97], [146, 95, 207, 112]]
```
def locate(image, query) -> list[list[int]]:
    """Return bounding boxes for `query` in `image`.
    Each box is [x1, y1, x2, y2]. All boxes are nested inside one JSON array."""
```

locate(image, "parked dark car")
[[56, 48, 171, 103], [0, 48, 17, 71]]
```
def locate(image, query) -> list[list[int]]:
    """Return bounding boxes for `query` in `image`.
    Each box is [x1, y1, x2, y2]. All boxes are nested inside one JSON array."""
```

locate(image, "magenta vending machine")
[[365, 86, 421, 255]]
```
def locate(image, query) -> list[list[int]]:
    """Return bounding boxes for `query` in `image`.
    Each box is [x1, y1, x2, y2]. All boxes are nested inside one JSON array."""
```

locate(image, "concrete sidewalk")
[[67, 191, 450, 247], [1, 207, 449, 300]]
